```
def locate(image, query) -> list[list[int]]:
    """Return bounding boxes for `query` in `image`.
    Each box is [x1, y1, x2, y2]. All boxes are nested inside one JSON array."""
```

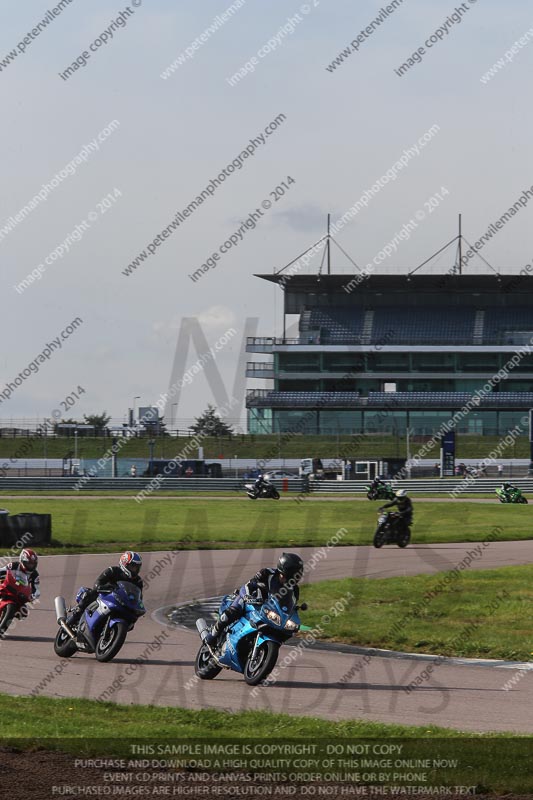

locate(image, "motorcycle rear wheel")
[[397, 530, 411, 548], [373, 527, 386, 548], [243, 640, 280, 686], [95, 620, 128, 662], [54, 627, 77, 658], [0, 603, 17, 635], [195, 643, 222, 680]]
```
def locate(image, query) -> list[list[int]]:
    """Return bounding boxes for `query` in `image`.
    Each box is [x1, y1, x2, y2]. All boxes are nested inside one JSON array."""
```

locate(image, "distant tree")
[[191, 405, 234, 437], [84, 412, 111, 433]]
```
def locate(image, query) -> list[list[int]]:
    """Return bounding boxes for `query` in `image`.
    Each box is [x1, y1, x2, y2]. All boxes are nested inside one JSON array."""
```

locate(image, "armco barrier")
[[0, 477, 303, 493], [0, 477, 532, 494], [309, 479, 533, 494]]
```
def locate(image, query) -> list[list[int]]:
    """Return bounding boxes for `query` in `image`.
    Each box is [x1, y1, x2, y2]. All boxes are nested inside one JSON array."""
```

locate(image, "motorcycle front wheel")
[[54, 626, 77, 658], [373, 526, 386, 548], [95, 620, 128, 662], [270, 488, 280, 500], [243, 640, 280, 686], [0, 603, 17, 635], [366, 491, 375, 500], [521, 497, 529, 504], [247, 493, 258, 500], [195, 643, 222, 680]]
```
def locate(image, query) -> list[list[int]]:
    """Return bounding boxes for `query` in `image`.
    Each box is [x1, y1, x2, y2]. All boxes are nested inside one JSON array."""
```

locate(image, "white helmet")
[[395, 489, 407, 498]]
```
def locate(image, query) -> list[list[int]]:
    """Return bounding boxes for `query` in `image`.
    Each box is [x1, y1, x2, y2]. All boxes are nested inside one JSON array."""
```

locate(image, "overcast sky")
[[1, 0, 531, 427]]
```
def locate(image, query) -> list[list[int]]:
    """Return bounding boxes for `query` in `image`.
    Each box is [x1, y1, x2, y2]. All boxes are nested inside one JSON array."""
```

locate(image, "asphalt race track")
[[1, 542, 533, 734]]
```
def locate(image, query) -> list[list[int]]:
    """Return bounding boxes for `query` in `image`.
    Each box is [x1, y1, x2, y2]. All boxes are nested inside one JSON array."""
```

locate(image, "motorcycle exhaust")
[[55, 596, 77, 640], [196, 618, 209, 640], [59, 620, 77, 641], [54, 596, 67, 622]]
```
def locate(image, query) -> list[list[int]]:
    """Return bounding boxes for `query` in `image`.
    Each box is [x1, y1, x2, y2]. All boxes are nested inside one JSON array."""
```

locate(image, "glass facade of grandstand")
[[245, 274, 533, 436]]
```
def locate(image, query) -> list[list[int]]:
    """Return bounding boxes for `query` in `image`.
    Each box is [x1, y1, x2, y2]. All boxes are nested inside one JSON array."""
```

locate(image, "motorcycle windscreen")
[[115, 581, 143, 609]]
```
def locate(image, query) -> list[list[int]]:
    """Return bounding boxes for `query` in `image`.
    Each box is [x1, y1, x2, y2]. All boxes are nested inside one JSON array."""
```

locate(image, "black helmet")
[[277, 552, 304, 582]]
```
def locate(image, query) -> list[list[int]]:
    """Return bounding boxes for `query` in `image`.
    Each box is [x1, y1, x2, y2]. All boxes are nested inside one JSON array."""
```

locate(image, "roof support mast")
[[327, 213, 331, 275], [458, 213, 462, 275]]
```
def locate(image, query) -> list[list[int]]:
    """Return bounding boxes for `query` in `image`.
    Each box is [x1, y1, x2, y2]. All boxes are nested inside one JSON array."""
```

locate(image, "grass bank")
[[0, 433, 529, 459], [2, 497, 529, 553], [0, 695, 528, 793], [302, 565, 533, 660]]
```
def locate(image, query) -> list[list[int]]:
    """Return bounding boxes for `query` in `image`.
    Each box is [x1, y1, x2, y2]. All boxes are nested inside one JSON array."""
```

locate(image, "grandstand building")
[[246, 273, 533, 436]]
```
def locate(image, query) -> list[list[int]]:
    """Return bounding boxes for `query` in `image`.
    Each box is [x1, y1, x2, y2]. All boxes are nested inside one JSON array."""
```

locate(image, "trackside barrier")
[[309, 479, 533, 494], [0, 477, 303, 492], [0, 478, 532, 494]]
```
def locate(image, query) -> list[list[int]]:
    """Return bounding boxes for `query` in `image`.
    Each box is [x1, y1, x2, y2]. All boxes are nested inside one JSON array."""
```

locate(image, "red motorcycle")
[[0, 568, 33, 635]]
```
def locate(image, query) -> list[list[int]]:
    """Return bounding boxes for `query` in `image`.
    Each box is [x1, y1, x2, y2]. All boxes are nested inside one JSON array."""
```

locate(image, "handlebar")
[[244, 595, 262, 605]]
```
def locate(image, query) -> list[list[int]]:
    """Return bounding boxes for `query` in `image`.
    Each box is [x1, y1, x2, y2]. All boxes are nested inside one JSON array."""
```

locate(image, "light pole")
[[406, 426, 413, 478], [171, 403, 178, 434], [148, 439, 155, 476], [132, 396, 140, 426]]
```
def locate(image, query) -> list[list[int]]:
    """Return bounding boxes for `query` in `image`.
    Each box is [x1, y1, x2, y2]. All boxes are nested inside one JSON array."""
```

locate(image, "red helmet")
[[20, 548, 38, 573], [119, 551, 142, 579]]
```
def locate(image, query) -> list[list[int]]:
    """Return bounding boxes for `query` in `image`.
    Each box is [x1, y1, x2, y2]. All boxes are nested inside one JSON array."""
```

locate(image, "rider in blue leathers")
[[205, 552, 304, 646]]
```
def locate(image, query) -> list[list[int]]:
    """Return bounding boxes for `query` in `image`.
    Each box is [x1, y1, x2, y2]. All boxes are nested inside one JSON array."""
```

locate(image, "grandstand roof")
[[255, 273, 533, 295]]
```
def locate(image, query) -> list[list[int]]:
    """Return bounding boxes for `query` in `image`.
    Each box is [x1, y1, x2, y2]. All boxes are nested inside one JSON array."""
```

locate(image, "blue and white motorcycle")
[[195, 592, 307, 686], [53, 582, 145, 663]]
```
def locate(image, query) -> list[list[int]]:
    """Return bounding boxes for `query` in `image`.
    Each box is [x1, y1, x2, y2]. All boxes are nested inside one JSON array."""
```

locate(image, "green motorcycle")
[[365, 481, 395, 501], [495, 486, 528, 504]]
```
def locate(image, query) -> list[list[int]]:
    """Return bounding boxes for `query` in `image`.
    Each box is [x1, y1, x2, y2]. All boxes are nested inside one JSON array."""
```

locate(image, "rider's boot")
[[205, 607, 240, 646]]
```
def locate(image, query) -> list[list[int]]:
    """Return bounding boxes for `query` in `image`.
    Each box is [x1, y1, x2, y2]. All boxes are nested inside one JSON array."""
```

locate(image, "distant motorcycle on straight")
[[495, 487, 528, 504], [244, 482, 280, 500], [373, 511, 411, 548], [365, 481, 395, 501]]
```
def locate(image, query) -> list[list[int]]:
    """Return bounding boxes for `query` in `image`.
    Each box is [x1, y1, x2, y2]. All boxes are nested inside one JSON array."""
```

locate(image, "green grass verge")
[[302, 565, 533, 660], [0, 695, 530, 792], [0, 433, 529, 459], [5, 497, 530, 553], [0, 694, 462, 742]]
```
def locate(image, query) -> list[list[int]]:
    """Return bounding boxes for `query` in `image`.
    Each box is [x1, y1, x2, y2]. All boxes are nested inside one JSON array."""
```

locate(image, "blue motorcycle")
[[195, 592, 307, 686], [53, 582, 145, 663]]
